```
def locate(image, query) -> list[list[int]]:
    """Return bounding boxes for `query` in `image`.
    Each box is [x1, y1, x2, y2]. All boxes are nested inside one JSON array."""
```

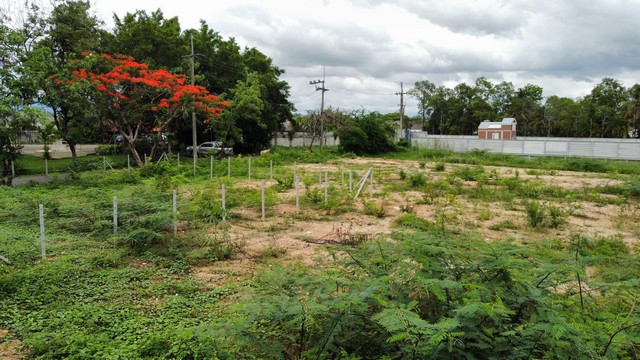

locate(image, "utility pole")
[[309, 68, 328, 150], [395, 82, 409, 139], [188, 34, 198, 176]]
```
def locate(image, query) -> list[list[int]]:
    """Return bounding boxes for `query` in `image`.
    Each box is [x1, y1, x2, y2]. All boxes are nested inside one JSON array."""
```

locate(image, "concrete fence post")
[[39, 204, 46, 259]]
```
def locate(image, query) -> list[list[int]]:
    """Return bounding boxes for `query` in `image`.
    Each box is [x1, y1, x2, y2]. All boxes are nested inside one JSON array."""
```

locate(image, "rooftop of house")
[[478, 118, 517, 130]]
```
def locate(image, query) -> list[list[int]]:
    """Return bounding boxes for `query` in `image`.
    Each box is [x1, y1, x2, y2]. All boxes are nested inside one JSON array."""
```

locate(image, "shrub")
[[409, 172, 427, 187], [522, 200, 567, 228], [434, 163, 446, 172], [362, 199, 386, 218], [337, 111, 397, 155], [95, 144, 121, 155]]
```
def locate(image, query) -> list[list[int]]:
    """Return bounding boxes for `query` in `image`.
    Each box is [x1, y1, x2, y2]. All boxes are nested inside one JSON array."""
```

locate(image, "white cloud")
[[81, 0, 640, 114]]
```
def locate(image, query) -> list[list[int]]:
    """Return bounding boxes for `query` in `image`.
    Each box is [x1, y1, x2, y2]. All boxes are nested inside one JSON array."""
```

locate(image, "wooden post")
[[39, 204, 46, 259], [113, 196, 118, 234], [177, 153, 180, 166], [11, 160, 14, 179], [144, 153, 147, 166], [127, 155, 130, 171], [45, 159, 48, 177], [210, 156, 213, 179], [227, 156, 231, 178], [261, 179, 266, 220], [173, 190, 177, 235], [270, 160, 273, 182]]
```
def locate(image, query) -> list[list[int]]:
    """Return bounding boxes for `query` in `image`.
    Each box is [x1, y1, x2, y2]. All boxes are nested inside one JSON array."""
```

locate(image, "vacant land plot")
[[1, 149, 639, 358]]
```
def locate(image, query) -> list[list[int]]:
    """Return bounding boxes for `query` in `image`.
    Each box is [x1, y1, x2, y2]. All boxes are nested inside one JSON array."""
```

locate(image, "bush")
[[522, 200, 567, 228], [337, 111, 397, 155], [95, 144, 121, 155], [409, 172, 427, 187]]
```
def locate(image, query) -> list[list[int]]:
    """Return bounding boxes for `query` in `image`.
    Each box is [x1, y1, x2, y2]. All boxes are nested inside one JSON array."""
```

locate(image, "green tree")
[[224, 72, 265, 153], [508, 84, 544, 136], [410, 80, 437, 132], [337, 111, 396, 154], [23, 0, 103, 160], [109, 10, 184, 70], [544, 96, 584, 137], [587, 78, 627, 138], [624, 83, 640, 138]]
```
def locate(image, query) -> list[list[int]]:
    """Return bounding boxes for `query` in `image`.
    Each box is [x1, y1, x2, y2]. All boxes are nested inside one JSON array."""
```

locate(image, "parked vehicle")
[[185, 141, 233, 157]]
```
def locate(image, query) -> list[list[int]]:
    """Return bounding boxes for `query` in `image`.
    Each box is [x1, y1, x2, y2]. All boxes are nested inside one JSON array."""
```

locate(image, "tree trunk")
[[130, 147, 143, 167], [1, 159, 13, 186], [125, 142, 143, 167], [68, 142, 78, 161]]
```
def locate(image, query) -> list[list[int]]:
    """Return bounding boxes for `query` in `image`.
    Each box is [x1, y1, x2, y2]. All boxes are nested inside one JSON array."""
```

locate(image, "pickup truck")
[[185, 141, 234, 157]]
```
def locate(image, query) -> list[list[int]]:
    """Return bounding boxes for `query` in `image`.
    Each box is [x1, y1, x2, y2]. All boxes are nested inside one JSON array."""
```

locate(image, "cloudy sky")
[[16, 0, 640, 115]]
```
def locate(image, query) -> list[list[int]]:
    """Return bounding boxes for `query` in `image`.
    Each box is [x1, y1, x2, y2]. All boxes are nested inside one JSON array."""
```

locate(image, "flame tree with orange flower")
[[76, 53, 229, 166]]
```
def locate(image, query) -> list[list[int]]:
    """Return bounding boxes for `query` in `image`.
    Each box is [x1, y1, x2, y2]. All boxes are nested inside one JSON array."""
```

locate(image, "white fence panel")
[[568, 142, 593, 157], [503, 141, 524, 154], [545, 141, 568, 154], [594, 143, 618, 158], [523, 141, 545, 155], [618, 143, 640, 159]]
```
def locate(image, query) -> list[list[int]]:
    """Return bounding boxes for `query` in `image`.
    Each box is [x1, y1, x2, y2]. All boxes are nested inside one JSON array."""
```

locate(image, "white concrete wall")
[[410, 132, 640, 161], [271, 132, 340, 147], [20, 141, 99, 159]]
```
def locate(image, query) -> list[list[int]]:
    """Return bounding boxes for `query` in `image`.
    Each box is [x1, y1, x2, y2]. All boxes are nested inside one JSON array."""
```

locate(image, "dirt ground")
[[192, 158, 639, 286], [0, 329, 22, 360]]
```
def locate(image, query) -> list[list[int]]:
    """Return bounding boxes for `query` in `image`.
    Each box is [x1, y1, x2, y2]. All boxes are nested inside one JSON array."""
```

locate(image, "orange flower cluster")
[[77, 53, 229, 119]]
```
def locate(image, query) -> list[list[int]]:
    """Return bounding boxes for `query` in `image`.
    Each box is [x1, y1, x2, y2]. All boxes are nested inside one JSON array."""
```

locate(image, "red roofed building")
[[478, 118, 517, 140]]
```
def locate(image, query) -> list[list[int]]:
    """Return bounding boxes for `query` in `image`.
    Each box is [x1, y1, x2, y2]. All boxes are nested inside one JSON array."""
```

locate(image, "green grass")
[[1, 149, 640, 358], [14, 154, 130, 176]]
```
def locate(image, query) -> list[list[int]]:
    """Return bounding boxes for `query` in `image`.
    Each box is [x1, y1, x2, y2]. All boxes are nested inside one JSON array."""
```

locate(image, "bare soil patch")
[[193, 157, 639, 285]]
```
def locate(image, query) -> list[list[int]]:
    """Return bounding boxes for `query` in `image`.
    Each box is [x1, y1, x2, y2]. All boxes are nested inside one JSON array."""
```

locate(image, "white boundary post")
[[11, 160, 14, 179], [324, 171, 328, 204], [354, 168, 373, 199], [221, 184, 226, 221], [295, 176, 300, 214], [293, 161, 297, 181], [210, 156, 214, 179], [369, 168, 374, 197], [349, 170, 353, 193], [113, 196, 118, 234], [173, 190, 177, 235], [261, 179, 266, 220], [39, 204, 46, 259]]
